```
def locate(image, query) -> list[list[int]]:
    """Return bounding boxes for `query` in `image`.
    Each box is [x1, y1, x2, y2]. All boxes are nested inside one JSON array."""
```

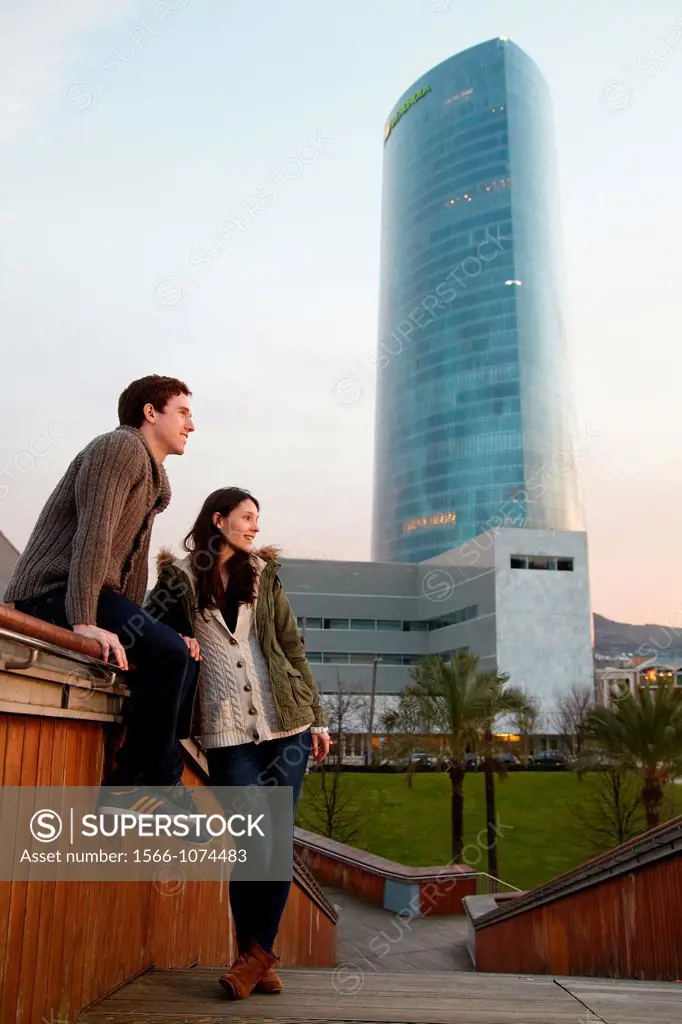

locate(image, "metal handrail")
[[475, 871, 522, 895], [0, 626, 120, 687]]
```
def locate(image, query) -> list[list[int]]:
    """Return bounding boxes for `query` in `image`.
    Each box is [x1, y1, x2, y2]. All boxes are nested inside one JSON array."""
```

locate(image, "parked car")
[[577, 750, 616, 772], [410, 752, 440, 767], [464, 754, 481, 771], [493, 751, 522, 770], [529, 749, 569, 770]]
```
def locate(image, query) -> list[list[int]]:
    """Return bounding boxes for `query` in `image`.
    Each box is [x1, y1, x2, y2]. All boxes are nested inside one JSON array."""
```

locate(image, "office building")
[[372, 38, 583, 563], [281, 527, 593, 722], [0, 532, 19, 602]]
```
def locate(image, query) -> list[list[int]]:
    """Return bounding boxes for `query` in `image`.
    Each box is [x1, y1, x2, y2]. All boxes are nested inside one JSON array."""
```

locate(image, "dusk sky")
[[1, 0, 680, 626]]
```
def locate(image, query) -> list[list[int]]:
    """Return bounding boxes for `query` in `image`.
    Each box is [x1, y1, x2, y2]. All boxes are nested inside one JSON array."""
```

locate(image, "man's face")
[[147, 392, 195, 456]]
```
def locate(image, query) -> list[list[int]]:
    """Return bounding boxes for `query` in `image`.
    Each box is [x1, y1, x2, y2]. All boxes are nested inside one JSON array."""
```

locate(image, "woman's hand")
[[311, 731, 330, 763], [182, 636, 202, 661]]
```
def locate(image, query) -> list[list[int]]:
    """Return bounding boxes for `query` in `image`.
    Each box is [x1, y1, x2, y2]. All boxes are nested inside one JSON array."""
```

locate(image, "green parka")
[[144, 545, 327, 739]]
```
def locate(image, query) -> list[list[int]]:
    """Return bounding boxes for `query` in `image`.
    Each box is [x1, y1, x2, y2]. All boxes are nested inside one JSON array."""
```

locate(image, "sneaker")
[[161, 780, 200, 814], [96, 785, 212, 844]]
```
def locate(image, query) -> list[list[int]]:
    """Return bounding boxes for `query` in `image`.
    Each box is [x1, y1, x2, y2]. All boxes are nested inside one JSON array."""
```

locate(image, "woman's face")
[[214, 499, 260, 555]]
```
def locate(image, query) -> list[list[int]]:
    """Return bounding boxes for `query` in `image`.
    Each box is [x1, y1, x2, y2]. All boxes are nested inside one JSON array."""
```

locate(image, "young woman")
[[145, 487, 329, 1000]]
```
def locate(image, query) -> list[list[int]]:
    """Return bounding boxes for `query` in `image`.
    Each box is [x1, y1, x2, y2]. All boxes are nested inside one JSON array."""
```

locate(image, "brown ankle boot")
[[234, 938, 283, 994], [219, 940, 280, 1000], [254, 965, 284, 994]]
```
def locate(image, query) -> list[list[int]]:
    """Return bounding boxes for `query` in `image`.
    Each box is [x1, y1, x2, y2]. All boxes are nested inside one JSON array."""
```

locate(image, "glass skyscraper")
[[371, 39, 583, 563]]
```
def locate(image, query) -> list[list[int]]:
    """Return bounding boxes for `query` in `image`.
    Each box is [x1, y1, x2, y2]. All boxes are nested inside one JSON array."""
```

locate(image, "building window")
[[510, 555, 575, 572], [403, 620, 429, 632], [528, 556, 553, 570], [428, 605, 478, 630], [349, 653, 376, 665], [350, 619, 377, 630], [440, 647, 469, 660], [379, 654, 402, 665], [323, 653, 350, 664], [377, 620, 402, 631], [299, 617, 323, 629], [324, 618, 350, 630], [306, 652, 322, 663]]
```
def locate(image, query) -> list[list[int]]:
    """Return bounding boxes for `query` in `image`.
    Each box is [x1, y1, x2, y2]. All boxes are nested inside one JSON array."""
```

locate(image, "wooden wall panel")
[[419, 876, 477, 916], [276, 880, 336, 967], [476, 856, 682, 980], [0, 710, 337, 1024], [296, 847, 385, 906]]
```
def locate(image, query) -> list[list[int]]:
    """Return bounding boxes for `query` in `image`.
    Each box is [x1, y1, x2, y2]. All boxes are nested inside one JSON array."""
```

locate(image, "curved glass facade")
[[372, 39, 583, 563]]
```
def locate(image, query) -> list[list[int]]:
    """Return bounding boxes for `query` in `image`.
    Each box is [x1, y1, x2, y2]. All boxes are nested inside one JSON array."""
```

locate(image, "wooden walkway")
[[78, 969, 682, 1023]]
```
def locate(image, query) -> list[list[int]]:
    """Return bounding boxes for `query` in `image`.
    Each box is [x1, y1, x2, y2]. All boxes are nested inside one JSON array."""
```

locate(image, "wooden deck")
[[78, 968, 682, 1024]]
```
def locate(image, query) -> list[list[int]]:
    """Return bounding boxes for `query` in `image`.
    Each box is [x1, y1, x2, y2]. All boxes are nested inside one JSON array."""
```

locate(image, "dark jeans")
[[206, 729, 312, 955], [15, 587, 196, 785]]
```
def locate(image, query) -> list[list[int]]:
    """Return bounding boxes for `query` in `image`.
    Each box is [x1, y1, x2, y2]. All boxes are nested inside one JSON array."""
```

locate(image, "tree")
[[479, 682, 529, 877], [571, 769, 644, 853], [585, 680, 682, 829], [554, 684, 593, 756], [380, 693, 436, 788], [510, 695, 540, 765], [298, 675, 372, 842], [405, 650, 526, 864], [298, 767, 370, 843], [321, 673, 369, 766]]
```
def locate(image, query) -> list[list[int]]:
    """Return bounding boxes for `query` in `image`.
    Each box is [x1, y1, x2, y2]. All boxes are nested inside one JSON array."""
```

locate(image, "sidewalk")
[[323, 884, 472, 973]]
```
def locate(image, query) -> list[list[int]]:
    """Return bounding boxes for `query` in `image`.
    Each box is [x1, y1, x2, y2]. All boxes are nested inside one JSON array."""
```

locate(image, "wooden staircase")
[[0, 608, 336, 1024]]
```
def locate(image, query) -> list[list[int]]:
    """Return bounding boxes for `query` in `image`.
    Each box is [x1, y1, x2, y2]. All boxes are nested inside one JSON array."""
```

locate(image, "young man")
[[5, 375, 202, 815]]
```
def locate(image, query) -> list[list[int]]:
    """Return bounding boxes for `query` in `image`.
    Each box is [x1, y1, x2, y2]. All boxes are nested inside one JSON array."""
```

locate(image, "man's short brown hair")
[[118, 376, 191, 428]]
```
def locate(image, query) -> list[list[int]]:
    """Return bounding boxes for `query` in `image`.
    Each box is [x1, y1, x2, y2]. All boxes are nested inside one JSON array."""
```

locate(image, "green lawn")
[[297, 770, 682, 891]]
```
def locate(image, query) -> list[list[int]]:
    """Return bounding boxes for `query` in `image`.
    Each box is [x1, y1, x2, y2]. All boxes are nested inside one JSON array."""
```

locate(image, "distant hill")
[[593, 613, 682, 660]]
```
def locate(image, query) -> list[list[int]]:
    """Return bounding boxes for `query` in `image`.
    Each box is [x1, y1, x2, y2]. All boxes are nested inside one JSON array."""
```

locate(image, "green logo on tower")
[[384, 84, 432, 144]]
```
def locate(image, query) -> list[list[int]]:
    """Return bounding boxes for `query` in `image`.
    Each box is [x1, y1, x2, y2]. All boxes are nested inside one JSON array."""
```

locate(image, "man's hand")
[[72, 624, 128, 670], [182, 636, 202, 661], [311, 731, 330, 764]]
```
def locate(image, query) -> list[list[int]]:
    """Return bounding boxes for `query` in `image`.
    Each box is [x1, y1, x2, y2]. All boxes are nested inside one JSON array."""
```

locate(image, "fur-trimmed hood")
[[155, 544, 282, 572]]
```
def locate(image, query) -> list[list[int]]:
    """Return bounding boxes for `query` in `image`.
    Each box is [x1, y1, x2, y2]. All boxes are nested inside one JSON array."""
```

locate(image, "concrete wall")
[[280, 555, 498, 694], [279, 528, 593, 714], [493, 529, 593, 718]]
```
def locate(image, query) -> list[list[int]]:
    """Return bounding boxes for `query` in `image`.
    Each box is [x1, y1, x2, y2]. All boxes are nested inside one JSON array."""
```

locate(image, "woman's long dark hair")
[[183, 487, 260, 615]]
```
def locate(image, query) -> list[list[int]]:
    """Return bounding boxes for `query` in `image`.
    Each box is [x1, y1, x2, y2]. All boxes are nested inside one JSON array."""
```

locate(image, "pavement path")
[[322, 883, 472, 974]]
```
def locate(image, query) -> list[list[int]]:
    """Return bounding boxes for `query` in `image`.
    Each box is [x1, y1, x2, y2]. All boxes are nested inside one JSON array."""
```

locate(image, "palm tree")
[[478, 680, 529, 877], [405, 650, 527, 864], [585, 680, 682, 829], [510, 695, 541, 766], [381, 694, 434, 789]]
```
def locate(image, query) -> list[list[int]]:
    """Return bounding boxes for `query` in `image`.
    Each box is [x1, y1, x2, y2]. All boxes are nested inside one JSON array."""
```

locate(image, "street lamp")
[[367, 655, 382, 766]]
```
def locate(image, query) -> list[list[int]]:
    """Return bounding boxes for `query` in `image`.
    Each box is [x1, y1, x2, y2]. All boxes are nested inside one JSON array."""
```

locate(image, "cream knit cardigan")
[[174, 554, 324, 749]]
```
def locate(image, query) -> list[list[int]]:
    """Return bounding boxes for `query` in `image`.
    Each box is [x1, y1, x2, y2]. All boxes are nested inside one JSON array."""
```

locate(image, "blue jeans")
[[206, 729, 312, 955], [14, 587, 197, 785]]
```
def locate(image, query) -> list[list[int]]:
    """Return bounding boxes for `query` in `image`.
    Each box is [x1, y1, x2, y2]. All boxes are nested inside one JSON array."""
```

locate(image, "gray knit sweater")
[[4, 425, 171, 624]]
